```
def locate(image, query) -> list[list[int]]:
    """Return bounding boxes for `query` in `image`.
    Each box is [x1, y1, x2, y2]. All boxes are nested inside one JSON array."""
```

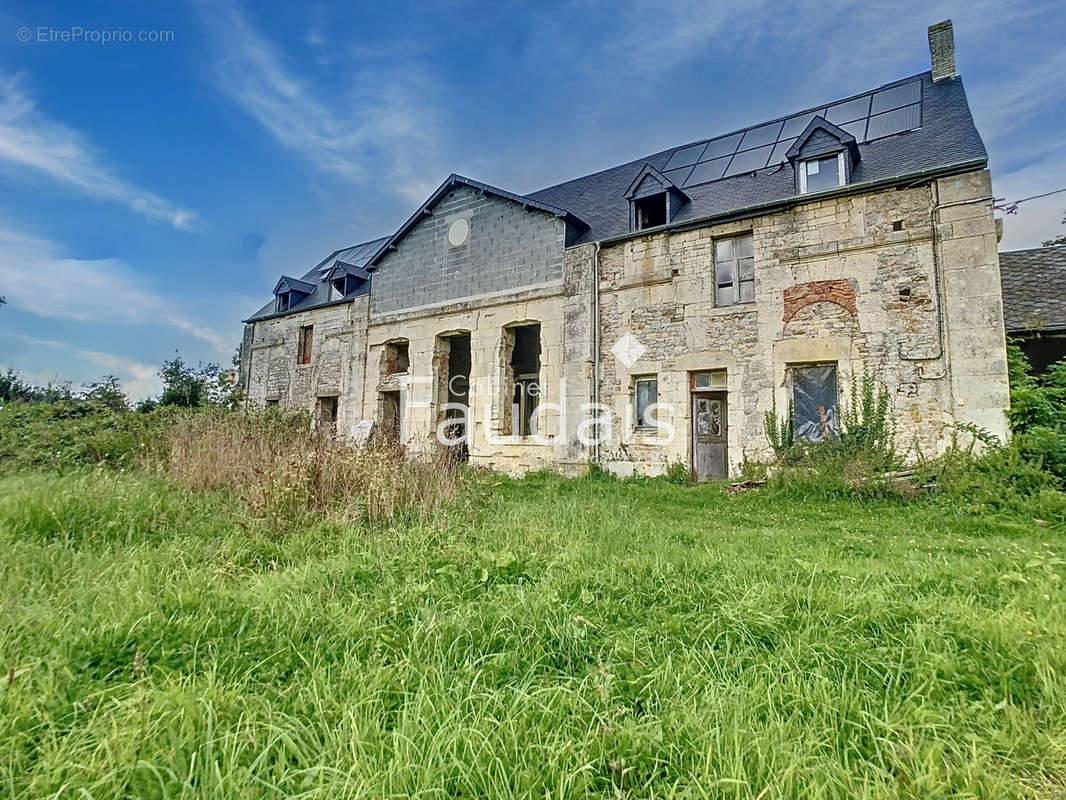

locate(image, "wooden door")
[[692, 391, 727, 481]]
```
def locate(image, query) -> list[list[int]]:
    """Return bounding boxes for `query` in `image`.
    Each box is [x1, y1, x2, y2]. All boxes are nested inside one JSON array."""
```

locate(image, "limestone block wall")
[[240, 170, 1008, 480], [361, 241, 594, 474], [243, 298, 370, 434], [933, 171, 1009, 438], [594, 171, 1008, 478]]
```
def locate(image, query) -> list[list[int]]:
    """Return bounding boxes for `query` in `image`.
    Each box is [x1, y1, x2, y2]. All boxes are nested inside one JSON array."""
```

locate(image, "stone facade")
[[241, 169, 1009, 479]]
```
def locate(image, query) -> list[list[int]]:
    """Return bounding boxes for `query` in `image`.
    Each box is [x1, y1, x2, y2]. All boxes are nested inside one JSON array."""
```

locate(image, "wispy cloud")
[[0, 73, 198, 229], [0, 331, 161, 400], [197, 2, 444, 202], [0, 227, 231, 354]]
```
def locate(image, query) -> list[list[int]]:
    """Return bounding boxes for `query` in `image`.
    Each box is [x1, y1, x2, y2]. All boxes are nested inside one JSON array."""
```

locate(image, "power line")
[[995, 188, 1066, 215]]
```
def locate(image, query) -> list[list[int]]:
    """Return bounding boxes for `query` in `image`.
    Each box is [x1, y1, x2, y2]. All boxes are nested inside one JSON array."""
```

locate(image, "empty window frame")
[[789, 363, 839, 442], [276, 292, 291, 313], [318, 395, 339, 435], [799, 153, 845, 194], [509, 324, 541, 436], [634, 376, 658, 428], [714, 234, 755, 306], [379, 390, 402, 441], [384, 340, 410, 374], [298, 325, 313, 364], [634, 193, 667, 230]]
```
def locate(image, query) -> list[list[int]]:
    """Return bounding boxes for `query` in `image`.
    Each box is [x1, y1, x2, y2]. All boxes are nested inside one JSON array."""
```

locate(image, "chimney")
[[928, 20, 956, 82]]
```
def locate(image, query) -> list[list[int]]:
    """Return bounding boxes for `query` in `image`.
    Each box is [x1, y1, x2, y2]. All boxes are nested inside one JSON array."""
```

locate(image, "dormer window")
[[799, 153, 845, 194], [625, 163, 689, 233], [330, 275, 362, 300], [324, 261, 369, 301], [273, 276, 315, 315], [634, 193, 667, 230], [786, 116, 859, 197]]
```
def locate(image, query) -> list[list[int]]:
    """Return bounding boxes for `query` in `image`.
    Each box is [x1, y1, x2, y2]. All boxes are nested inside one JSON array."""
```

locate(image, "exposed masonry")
[[783, 280, 857, 322], [241, 171, 1008, 478]]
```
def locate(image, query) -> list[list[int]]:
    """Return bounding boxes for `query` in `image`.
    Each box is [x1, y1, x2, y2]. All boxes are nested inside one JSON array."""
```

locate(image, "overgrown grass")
[[2, 468, 1065, 798], [163, 410, 460, 527]]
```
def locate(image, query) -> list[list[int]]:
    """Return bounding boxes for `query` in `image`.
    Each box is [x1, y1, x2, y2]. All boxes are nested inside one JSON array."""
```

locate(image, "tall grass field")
[[1, 403, 1065, 797]]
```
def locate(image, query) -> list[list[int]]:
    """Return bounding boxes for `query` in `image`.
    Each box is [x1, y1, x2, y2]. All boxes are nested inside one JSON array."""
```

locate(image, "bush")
[[0, 401, 176, 472], [760, 370, 902, 498]]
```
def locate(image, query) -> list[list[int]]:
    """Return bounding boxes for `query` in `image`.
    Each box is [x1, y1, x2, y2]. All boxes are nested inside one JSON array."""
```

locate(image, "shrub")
[[760, 370, 901, 498], [763, 395, 794, 457], [0, 401, 175, 472]]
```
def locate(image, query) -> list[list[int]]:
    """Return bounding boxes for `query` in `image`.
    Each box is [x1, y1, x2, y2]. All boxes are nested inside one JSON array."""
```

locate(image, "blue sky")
[[0, 0, 1063, 399]]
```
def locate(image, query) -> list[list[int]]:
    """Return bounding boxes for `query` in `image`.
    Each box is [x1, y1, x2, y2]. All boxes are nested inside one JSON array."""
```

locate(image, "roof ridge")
[[1001, 246, 1066, 255]]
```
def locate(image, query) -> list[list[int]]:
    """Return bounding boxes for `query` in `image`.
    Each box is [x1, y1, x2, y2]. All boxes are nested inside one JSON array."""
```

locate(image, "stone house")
[[239, 20, 1009, 479]]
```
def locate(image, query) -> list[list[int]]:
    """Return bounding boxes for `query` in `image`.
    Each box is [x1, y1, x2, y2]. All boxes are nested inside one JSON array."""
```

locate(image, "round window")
[[447, 218, 470, 247]]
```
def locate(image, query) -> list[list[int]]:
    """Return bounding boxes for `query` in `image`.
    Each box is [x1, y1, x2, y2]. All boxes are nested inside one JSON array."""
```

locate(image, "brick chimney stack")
[[928, 20, 956, 82]]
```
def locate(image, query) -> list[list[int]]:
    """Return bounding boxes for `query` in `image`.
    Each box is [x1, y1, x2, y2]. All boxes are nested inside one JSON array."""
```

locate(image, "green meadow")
[[2, 463, 1064, 798]]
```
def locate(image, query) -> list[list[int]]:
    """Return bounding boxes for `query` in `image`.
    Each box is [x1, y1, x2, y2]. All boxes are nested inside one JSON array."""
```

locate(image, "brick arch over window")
[[783, 280, 857, 323]]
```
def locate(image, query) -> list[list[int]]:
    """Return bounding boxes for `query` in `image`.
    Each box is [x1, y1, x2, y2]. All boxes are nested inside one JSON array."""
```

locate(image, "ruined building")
[[240, 21, 1009, 479]]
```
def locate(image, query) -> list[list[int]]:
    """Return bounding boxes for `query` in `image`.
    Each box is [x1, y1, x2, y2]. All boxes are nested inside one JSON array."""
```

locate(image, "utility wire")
[[994, 187, 1066, 215]]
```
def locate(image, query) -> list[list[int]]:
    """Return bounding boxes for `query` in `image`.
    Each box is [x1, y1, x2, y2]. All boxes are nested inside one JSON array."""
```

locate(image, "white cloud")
[[1, 332, 162, 400], [197, 2, 445, 203], [0, 73, 198, 230], [0, 226, 232, 354]]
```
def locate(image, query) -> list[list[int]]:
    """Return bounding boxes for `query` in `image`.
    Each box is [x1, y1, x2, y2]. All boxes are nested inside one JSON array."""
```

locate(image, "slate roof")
[[529, 71, 986, 245], [245, 237, 388, 322], [999, 247, 1066, 333], [247, 70, 988, 320]]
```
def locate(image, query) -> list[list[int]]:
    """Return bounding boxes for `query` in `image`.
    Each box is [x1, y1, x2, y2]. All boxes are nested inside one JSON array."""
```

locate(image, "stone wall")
[[243, 298, 369, 434], [593, 170, 1008, 477], [359, 241, 594, 474], [242, 170, 1008, 480]]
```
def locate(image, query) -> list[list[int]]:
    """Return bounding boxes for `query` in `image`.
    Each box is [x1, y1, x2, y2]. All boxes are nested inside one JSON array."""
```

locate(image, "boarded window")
[[634, 376, 658, 428], [298, 325, 313, 364], [714, 234, 755, 306], [790, 364, 839, 442]]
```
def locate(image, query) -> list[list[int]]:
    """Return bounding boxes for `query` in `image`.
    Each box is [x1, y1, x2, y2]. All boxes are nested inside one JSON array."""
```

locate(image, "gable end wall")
[[371, 185, 566, 314]]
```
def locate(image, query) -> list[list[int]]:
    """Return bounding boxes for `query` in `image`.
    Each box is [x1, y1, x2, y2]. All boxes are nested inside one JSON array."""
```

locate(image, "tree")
[[1043, 211, 1066, 247], [81, 374, 128, 412], [157, 354, 243, 409], [158, 355, 212, 407]]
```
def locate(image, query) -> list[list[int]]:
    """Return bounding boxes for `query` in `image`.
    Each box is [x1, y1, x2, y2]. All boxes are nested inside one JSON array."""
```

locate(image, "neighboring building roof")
[[1000, 247, 1066, 333], [529, 71, 986, 244], [245, 237, 389, 322]]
